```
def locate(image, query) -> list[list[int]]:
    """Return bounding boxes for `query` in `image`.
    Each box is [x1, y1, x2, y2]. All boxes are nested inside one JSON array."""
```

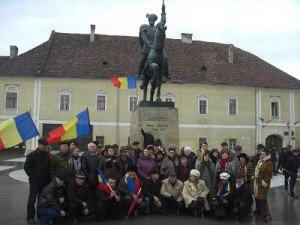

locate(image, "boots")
[[261, 200, 271, 222]]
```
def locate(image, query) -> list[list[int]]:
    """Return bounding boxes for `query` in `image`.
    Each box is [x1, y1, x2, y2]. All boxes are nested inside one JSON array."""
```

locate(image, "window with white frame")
[[59, 90, 71, 111], [198, 94, 208, 115], [164, 93, 174, 102], [270, 97, 280, 117], [5, 92, 17, 109], [97, 95, 106, 111], [5, 85, 18, 109], [96, 136, 104, 146], [129, 96, 138, 111], [229, 138, 236, 150], [229, 98, 237, 115]]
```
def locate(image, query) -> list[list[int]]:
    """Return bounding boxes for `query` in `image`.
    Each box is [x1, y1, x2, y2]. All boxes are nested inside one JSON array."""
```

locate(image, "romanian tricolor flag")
[[110, 76, 137, 89], [47, 108, 91, 144], [97, 168, 111, 194], [0, 112, 39, 151], [124, 172, 140, 195]]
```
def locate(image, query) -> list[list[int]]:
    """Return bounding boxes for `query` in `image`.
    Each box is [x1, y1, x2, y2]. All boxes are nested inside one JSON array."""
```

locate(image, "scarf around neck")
[[220, 158, 229, 171], [200, 160, 214, 180], [254, 154, 271, 178], [217, 181, 231, 197]]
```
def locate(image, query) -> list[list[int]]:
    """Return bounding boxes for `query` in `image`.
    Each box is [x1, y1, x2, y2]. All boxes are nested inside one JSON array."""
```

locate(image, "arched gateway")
[[265, 134, 283, 150]]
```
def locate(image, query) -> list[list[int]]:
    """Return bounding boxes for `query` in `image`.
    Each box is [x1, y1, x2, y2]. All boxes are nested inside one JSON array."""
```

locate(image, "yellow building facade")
[[1, 76, 299, 154]]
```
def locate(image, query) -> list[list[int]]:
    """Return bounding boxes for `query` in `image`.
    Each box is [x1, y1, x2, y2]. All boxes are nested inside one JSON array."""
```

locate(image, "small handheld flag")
[[97, 168, 112, 194]]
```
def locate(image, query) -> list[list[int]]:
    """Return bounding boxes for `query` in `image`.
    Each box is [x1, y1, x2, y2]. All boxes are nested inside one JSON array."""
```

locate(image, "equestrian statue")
[[137, 0, 171, 102]]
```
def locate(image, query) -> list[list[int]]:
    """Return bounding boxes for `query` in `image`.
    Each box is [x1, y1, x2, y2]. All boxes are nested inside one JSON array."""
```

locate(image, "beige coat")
[[160, 178, 183, 202], [182, 179, 210, 209]]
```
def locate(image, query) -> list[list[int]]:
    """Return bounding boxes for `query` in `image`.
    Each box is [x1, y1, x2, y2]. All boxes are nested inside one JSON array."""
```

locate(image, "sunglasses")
[[76, 177, 85, 180]]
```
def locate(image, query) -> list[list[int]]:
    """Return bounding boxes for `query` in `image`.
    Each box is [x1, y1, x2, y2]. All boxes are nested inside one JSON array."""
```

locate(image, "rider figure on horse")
[[138, 6, 171, 87]]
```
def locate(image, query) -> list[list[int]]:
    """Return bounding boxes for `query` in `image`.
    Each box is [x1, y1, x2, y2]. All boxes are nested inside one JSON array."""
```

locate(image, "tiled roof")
[[0, 31, 299, 89], [0, 56, 9, 64]]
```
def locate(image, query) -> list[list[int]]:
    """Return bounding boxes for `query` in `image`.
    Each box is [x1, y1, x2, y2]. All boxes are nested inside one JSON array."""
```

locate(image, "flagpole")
[[116, 88, 120, 146], [126, 188, 142, 220]]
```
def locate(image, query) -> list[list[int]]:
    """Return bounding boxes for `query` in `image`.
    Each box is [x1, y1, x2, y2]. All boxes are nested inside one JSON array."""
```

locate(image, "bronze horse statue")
[[141, 21, 167, 102], [140, 1, 170, 101]]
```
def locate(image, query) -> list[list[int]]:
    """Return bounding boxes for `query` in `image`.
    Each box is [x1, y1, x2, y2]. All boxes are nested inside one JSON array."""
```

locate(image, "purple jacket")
[[137, 155, 157, 180]]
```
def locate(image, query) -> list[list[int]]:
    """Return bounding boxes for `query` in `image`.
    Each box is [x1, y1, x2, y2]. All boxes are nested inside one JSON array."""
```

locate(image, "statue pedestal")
[[130, 101, 179, 149]]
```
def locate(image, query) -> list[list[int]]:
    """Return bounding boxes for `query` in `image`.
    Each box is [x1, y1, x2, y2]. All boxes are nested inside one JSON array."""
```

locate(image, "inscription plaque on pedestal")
[[130, 101, 179, 149]]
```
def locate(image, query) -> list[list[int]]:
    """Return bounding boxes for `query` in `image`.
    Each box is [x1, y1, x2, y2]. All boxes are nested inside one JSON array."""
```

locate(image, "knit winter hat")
[[220, 172, 230, 180], [190, 169, 200, 178]]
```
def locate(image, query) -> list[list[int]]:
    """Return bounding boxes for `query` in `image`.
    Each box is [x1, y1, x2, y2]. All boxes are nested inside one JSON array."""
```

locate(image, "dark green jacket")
[[50, 152, 74, 179]]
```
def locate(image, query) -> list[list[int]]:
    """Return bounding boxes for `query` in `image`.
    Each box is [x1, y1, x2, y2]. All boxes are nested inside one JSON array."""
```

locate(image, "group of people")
[[24, 138, 299, 225]]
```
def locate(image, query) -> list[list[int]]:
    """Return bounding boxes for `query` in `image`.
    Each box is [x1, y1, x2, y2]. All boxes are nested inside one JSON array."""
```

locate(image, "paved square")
[[0, 154, 299, 225]]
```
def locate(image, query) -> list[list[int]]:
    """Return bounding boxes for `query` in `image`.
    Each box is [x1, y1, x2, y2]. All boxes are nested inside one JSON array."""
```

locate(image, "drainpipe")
[[116, 89, 120, 146], [255, 89, 258, 147]]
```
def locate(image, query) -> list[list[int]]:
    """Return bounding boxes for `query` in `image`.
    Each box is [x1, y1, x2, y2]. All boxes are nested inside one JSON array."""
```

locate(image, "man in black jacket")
[[143, 169, 162, 214], [119, 166, 148, 216], [96, 177, 122, 221], [38, 171, 67, 224], [81, 142, 105, 211], [278, 145, 292, 190], [232, 173, 253, 223], [286, 149, 300, 199], [67, 171, 90, 223], [141, 128, 155, 149], [24, 138, 51, 225]]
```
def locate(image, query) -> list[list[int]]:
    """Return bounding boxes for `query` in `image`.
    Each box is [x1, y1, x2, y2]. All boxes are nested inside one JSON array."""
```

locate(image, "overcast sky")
[[0, 0, 299, 79]]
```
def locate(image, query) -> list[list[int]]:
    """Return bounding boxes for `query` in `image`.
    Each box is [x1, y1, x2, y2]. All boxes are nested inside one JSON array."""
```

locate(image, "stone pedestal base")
[[130, 101, 179, 149]]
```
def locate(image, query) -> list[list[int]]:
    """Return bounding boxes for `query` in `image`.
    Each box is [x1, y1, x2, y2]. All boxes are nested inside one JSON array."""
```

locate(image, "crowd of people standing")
[[24, 138, 300, 225]]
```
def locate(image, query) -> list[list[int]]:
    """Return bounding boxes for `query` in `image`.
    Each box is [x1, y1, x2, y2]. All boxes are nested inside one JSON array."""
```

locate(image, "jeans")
[[233, 201, 252, 219], [161, 196, 184, 213], [283, 170, 289, 190], [289, 171, 297, 197], [188, 197, 204, 215], [96, 198, 122, 221], [26, 184, 44, 220], [123, 195, 147, 216], [39, 207, 60, 223]]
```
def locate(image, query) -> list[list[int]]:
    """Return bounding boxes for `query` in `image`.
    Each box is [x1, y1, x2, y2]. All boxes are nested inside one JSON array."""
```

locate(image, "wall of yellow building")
[[295, 91, 300, 148], [161, 83, 256, 125], [0, 76, 35, 116], [39, 78, 144, 123], [260, 88, 290, 123], [1, 76, 300, 151]]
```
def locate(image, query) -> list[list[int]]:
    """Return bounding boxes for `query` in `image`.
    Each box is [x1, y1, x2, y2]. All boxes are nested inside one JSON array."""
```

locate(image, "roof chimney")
[[228, 44, 234, 63], [10, 45, 18, 59], [90, 24, 95, 42], [181, 33, 193, 44]]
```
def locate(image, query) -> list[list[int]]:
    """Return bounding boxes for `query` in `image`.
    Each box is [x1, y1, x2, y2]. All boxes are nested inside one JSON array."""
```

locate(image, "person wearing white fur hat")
[[212, 172, 233, 217], [182, 169, 209, 217]]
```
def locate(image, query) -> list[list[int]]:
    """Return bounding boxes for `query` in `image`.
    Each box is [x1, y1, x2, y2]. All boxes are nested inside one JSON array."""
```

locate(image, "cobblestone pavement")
[[0, 153, 299, 225]]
